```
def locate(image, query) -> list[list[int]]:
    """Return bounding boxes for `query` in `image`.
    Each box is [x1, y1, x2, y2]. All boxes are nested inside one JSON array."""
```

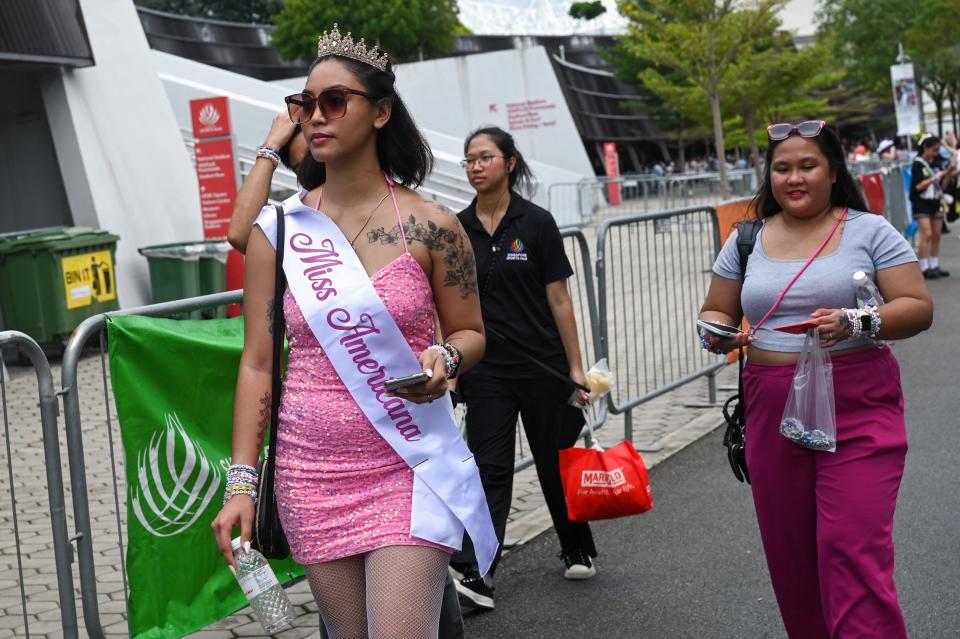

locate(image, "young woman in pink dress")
[[211, 26, 489, 637]]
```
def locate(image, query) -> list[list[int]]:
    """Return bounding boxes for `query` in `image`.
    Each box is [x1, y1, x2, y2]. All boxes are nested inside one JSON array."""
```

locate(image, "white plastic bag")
[[779, 328, 837, 452]]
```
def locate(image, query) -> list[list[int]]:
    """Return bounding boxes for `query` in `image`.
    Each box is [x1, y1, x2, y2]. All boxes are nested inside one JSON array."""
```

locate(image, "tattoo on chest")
[[366, 212, 479, 299]]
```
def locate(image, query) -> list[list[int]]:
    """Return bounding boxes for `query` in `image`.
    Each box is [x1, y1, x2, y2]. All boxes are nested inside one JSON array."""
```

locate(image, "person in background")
[[699, 120, 932, 639], [911, 134, 953, 278], [877, 138, 897, 161], [938, 131, 959, 223], [227, 114, 307, 253], [450, 126, 596, 612]]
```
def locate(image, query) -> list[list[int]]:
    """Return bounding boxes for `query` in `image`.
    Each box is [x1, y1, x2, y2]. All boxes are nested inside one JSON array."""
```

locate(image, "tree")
[[916, 48, 960, 137], [617, 0, 784, 194], [135, 0, 282, 24], [723, 35, 832, 180], [569, 1, 608, 21], [816, 0, 915, 93], [271, 0, 461, 64]]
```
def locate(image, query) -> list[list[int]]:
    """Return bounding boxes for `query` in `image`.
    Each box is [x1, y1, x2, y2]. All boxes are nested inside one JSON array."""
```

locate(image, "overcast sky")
[[779, 0, 820, 37]]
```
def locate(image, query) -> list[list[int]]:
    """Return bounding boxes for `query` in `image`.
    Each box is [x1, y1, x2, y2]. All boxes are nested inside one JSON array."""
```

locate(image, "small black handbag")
[[252, 205, 291, 559]]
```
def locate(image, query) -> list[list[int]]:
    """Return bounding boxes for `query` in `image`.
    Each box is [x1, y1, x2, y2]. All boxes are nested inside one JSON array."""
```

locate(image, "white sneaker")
[[561, 550, 597, 580]]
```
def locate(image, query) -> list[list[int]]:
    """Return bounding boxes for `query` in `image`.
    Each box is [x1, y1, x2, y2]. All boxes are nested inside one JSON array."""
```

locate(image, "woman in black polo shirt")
[[450, 126, 596, 610]]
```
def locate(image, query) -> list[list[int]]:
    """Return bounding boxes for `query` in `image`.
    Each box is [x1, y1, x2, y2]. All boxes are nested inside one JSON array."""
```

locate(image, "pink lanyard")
[[751, 207, 848, 334]]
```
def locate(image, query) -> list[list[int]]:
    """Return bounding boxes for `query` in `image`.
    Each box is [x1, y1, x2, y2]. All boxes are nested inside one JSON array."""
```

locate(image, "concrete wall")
[[42, 0, 203, 307], [390, 46, 594, 180]]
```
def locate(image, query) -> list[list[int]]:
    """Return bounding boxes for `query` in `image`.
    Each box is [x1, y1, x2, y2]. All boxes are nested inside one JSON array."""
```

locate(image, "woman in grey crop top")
[[698, 121, 932, 639]]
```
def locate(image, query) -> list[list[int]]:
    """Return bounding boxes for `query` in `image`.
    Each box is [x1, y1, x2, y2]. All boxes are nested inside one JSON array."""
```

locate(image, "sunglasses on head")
[[767, 120, 826, 141], [284, 88, 381, 124]]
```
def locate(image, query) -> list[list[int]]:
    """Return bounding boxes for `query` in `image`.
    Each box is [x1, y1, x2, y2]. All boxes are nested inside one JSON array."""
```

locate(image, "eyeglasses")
[[460, 154, 504, 169], [767, 120, 826, 141], [284, 88, 381, 124]]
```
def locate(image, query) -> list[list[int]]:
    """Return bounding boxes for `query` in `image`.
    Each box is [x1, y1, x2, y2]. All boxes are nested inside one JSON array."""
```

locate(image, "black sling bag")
[[721, 220, 762, 484]]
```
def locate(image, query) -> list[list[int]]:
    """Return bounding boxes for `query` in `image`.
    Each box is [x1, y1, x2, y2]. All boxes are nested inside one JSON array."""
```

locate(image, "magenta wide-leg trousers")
[[743, 347, 908, 639]]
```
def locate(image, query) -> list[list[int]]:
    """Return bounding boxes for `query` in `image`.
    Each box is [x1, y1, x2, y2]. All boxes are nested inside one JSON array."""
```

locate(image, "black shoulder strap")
[[267, 205, 286, 467], [735, 220, 762, 282]]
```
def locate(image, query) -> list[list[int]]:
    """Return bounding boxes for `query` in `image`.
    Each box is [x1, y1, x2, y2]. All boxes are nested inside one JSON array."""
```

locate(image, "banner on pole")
[[108, 315, 301, 639], [890, 63, 921, 136]]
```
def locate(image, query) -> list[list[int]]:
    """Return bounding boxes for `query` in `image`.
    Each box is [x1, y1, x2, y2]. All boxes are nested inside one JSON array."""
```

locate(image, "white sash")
[[256, 191, 498, 575]]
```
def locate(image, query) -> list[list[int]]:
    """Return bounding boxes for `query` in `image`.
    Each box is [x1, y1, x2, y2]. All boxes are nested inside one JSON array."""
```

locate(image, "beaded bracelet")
[[224, 463, 259, 504], [697, 327, 722, 354], [843, 308, 861, 339], [444, 344, 464, 379], [429, 343, 465, 379], [256, 146, 281, 169], [429, 344, 454, 378]]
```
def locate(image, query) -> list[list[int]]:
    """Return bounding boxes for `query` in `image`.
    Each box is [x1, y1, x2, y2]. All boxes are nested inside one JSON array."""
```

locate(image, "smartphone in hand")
[[383, 371, 431, 392], [696, 319, 742, 339]]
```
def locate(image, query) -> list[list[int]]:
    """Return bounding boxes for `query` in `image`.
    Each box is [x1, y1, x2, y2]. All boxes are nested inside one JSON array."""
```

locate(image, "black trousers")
[[452, 373, 596, 573]]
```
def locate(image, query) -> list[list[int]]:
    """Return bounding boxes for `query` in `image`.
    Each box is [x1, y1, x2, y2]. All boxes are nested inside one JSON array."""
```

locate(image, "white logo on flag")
[[131, 413, 222, 537], [198, 104, 221, 128], [580, 467, 626, 488]]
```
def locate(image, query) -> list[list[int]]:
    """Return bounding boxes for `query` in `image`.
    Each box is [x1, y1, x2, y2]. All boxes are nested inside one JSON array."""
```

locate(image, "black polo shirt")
[[458, 192, 573, 378]]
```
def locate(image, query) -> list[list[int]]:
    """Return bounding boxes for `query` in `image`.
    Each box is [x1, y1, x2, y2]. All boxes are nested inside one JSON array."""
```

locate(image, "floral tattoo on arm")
[[366, 207, 479, 299], [256, 391, 271, 449]]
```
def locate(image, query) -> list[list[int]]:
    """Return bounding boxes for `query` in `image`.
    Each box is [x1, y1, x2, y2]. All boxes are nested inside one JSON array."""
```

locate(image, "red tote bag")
[[559, 440, 653, 522]]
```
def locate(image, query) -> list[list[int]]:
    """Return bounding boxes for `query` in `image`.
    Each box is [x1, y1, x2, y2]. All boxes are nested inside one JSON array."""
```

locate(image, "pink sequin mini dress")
[[274, 201, 452, 565]]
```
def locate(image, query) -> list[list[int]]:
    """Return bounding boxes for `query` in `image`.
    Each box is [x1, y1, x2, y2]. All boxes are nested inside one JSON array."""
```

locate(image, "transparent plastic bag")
[[567, 359, 615, 418], [586, 358, 614, 401], [779, 328, 837, 452]]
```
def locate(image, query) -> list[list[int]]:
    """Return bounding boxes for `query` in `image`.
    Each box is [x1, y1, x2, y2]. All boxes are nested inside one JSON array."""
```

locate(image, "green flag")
[[108, 315, 302, 639]]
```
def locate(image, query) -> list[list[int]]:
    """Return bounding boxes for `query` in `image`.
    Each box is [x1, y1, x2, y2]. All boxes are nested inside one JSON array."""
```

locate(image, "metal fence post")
[[61, 290, 242, 638], [0, 331, 79, 638], [595, 206, 726, 451]]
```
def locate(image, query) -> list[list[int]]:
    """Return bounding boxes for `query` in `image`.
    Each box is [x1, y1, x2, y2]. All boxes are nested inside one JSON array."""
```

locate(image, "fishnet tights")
[[305, 546, 450, 639]]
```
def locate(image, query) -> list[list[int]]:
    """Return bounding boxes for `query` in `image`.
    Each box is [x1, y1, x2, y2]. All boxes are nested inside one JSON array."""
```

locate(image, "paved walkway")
[[464, 233, 960, 638], [0, 335, 734, 638]]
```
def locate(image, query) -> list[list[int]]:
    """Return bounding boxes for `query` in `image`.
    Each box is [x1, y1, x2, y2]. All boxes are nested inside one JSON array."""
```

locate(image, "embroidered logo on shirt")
[[506, 238, 528, 261]]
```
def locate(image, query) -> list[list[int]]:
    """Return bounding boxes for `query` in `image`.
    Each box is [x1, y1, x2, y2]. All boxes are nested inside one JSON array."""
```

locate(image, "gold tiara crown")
[[317, 24, 389, 72]]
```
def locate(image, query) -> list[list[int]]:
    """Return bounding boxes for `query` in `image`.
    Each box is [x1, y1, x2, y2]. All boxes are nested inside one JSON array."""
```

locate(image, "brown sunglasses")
[[284, 88, 382, 124]]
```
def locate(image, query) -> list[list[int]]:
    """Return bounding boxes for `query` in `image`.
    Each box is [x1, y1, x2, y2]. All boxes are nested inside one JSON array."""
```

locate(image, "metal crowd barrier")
[[60, 291, 241, 639], [0, 331, 78, 638], [595, 206, 725, 450], [549, 170, 757, 228]]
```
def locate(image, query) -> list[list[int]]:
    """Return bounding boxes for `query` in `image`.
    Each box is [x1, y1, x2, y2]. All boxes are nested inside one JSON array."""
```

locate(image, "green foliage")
[[136, 0, 282, 24], [271, 0, 461, 63], [569, 1, 608, 21], [615, 0, 785, 189], [816, 0, 912, 92]]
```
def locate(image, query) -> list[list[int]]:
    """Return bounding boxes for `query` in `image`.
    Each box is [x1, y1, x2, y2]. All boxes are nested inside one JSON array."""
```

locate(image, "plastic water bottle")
[[853, 271, 884, 308], [232, 537, 294, 633]]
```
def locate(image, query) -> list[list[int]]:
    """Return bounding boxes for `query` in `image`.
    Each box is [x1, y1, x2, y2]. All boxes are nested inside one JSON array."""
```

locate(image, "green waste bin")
[[138, 240, 232, 319], [0, 227, 120, 344]]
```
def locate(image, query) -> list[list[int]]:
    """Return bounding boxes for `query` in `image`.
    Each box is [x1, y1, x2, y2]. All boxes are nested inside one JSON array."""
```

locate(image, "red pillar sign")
[[190, 97, 238, 240], [603, 142, 621, 206]]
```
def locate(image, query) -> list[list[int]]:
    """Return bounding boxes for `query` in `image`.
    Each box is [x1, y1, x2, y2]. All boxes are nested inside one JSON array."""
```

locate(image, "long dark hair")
[[749, 124, 867, 218], [917, 134, 940, 157], [277, 124, 301, 171], [463, 126, 536, 197], [297, 55, 432, 190]]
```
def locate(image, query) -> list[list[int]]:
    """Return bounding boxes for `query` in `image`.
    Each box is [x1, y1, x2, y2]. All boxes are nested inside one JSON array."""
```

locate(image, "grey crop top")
[[712, 211, 917, 352]]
